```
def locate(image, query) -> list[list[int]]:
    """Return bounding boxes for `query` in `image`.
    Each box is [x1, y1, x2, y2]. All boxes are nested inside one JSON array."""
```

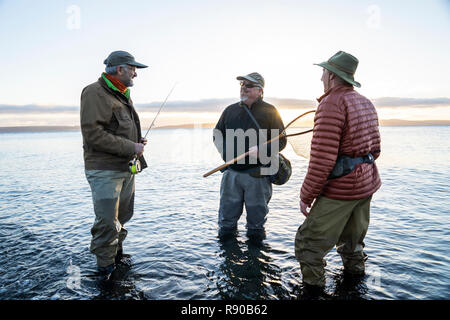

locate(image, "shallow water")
[[0, 126, 449, 300]]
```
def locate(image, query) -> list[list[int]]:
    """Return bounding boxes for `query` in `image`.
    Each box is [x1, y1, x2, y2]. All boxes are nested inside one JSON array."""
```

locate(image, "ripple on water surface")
[[0, 128, 449, 299]]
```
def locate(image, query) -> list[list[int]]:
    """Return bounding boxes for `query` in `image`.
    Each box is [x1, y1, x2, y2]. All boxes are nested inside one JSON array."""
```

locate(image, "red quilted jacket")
[[300, 85, 381, 205]]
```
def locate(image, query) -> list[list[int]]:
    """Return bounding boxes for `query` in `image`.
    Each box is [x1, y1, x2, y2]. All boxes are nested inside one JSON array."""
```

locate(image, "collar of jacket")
[[101, 73, 130, 99], [316, 84, 353, 103], [241, 96, 263, 109]]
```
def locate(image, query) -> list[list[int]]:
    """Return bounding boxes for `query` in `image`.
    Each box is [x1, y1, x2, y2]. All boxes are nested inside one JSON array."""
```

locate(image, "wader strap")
[[241, 102, 262, 130], [241, 102, 273, 162]]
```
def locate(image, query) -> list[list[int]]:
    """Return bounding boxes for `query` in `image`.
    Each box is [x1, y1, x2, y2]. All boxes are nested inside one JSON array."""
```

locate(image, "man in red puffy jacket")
[[295, 51, 381, 292]]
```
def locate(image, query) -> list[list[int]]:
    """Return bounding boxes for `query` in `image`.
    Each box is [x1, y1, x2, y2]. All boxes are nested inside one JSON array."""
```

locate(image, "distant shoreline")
[[0, 126, 81, 133], [379, 119, 450, 126], [0, 120, 449, 133]]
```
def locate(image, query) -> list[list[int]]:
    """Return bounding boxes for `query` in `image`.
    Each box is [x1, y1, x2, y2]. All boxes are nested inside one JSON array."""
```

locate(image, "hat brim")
[[127, 61, 148, 69], [236, 75, 263, 88], [314, 62, 361, 88]]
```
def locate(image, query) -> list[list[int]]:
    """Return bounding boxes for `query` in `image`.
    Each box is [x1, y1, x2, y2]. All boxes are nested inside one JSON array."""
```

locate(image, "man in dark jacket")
[[80, 50, 148, 280], [214, 72, 286, 242], [295, 51, 381, 295]]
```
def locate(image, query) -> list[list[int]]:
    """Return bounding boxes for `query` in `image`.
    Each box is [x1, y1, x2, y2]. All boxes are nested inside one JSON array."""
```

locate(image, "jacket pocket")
[[112, 108, 134, 139], [114, 107, 132, 121]]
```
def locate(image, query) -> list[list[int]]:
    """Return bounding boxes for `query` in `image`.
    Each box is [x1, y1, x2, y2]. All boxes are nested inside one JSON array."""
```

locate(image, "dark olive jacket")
[[80, 77, 147, 171]]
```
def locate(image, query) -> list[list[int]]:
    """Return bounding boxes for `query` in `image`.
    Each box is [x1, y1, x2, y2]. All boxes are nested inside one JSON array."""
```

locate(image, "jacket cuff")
[[125, 141, 136, 157], [300, 191, 314, 206], [301, 198, 313, 207]]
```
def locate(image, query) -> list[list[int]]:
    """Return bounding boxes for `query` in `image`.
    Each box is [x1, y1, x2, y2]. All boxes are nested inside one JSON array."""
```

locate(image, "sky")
[[0, 0, 449, 126]]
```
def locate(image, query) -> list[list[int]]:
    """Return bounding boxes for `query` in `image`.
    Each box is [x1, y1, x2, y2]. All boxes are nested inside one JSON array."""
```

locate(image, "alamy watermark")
[[66, 5, 81, 30], [366, 5, 381, 29], [213, 128, 280, 175], [66, 259, 81, 290], [366, 265, 382, 290]]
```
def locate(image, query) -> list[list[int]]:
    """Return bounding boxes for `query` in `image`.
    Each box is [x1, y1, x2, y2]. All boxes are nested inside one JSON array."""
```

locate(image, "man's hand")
[[300, 200, 311, 217], [141, 137, 148, 146], [134, 143, 145, 157], [248, 145, 258, 158]]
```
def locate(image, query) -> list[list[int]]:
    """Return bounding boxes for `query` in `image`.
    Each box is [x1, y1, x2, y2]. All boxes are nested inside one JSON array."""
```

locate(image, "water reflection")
[[93, 261, 147, 300], [1, 129, 449, 299], [331, 272, 368, 300], [216, 235, 287, 300], [291, 270, 369, 300]]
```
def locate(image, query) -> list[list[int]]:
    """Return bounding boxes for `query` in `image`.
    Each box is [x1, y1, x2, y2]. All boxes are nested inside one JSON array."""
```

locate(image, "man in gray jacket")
[[80, 50, 148, 280]]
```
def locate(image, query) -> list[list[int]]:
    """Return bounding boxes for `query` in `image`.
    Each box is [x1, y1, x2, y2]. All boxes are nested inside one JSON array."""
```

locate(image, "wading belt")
[[328, 153, 375, 180]]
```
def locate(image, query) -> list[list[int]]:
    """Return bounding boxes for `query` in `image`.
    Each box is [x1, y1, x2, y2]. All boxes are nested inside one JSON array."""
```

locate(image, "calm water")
[[0, 126, 449, 300]]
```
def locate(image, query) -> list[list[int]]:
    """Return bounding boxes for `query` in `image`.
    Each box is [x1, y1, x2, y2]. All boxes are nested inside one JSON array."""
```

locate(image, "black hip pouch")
[[328, 153, 374, 180]]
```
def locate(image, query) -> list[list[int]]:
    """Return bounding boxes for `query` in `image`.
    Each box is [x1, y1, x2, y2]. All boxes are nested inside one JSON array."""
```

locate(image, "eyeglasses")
[[240, 81, 260, 89]]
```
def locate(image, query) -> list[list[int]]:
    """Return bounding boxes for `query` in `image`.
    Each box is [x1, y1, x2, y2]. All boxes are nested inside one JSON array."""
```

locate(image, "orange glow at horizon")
[[0, 106, 449, 127]]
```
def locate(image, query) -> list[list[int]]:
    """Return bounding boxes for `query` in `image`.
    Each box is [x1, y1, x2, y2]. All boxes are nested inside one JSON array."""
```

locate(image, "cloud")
[[136, 98, 235, 112], [0, 97, 449, 114], [264, 98, 317, 109], [136, 97, 317, 112], [372, 97, 450, 108], [0, 104, 78, 113]]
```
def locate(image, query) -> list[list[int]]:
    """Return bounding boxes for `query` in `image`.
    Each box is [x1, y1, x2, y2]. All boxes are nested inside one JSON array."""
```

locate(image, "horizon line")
[[1, 119, 450, 133]]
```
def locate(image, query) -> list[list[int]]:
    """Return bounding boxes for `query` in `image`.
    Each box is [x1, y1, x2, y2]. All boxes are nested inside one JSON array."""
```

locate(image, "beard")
[[240, 95, 248, 102], [123, 79, 134, 87]]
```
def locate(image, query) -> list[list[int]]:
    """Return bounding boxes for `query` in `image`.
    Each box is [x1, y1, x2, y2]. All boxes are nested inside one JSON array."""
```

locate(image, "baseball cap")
[[104, 50, 148, 68]]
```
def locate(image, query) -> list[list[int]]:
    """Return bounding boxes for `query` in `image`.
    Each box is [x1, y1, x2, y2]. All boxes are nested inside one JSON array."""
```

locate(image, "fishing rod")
[[143, 82, 178, 139], [203, 110, 315, 178], [129, 83, 178, 174]]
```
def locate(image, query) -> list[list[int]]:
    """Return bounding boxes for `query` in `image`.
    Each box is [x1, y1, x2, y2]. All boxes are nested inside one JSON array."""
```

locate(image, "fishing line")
[[129, 83, 178, 174], [143, 83, 178, 139]]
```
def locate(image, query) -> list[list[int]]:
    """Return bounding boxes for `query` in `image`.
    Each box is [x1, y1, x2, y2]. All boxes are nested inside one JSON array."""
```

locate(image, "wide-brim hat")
[[314, 51, 361, 87], [104, 50, 148, 68], [236, 72, 265, 88]]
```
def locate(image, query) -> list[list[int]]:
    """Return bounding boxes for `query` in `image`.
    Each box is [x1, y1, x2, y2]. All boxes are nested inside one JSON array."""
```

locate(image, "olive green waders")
[[85, 170, 135, 267], [295, 195, 372, 287]]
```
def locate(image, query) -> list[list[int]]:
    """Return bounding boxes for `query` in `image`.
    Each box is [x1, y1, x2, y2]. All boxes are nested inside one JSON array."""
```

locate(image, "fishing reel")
[[128, 156, 142, 174]]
